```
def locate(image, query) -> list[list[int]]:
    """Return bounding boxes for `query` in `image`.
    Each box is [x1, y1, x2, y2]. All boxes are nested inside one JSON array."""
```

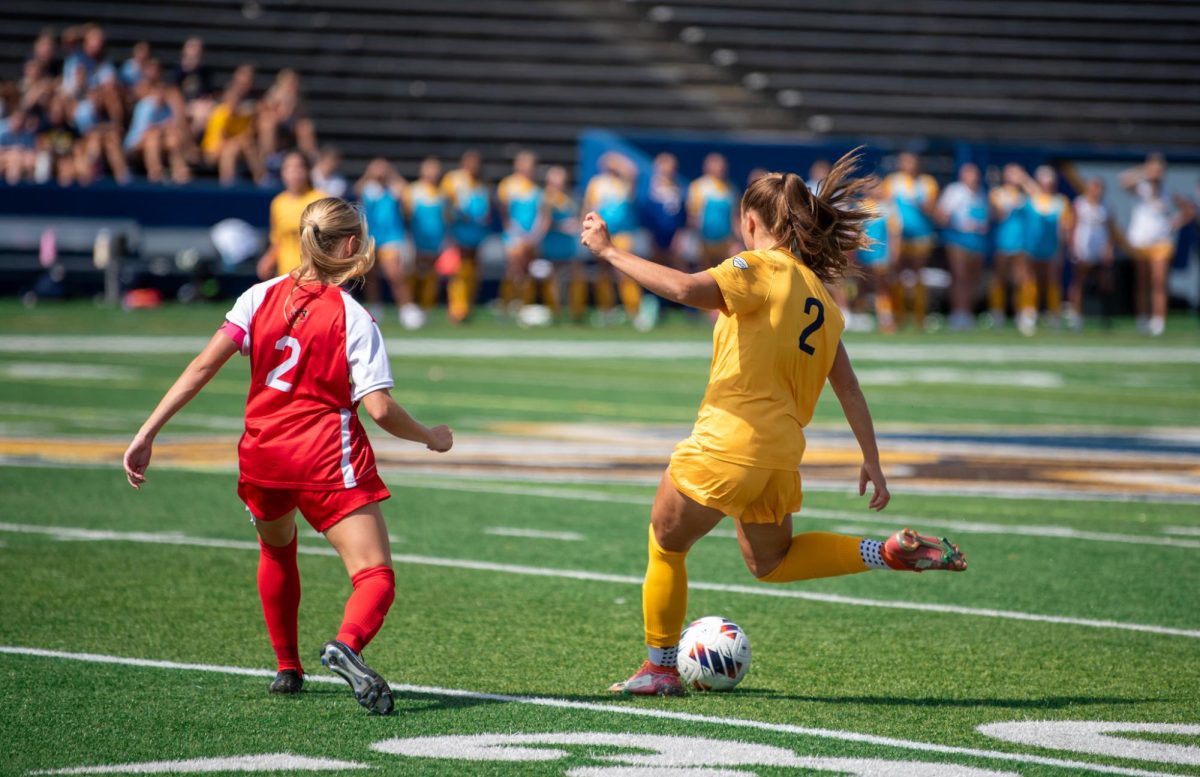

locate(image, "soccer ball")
[[676, 616, 751, 691]]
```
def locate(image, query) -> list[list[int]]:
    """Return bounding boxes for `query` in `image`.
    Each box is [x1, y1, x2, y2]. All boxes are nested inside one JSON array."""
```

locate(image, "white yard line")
[[1, 521, 1196, 640], [3, 335, 1198, 365], [1162, 526, 1200, 537], [483, 526, 584, 541], [0, 645, 1181, 777]]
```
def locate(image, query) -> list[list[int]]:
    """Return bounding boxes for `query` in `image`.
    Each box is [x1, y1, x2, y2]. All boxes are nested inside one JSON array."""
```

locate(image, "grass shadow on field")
[[727, 689, 1159, 710]]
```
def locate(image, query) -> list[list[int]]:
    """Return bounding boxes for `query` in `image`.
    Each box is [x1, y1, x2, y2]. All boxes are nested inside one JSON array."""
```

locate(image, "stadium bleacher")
[[630, 0, 1200, 148]]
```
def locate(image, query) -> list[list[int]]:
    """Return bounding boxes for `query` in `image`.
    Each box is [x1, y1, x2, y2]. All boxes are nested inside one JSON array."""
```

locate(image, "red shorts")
[[237, 473, 391, 534]]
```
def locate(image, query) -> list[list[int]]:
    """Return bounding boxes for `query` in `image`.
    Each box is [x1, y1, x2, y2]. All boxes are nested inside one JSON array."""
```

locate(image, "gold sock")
[[891, 284, 906, 323], [913, 281, 928, 326], [594, 277, 615, 312], [756, 532, 870, 583], [988, 279, 1006, 316], [542, 278, 560, 313], [643, 525, 689, 648], [520, 277, 536, 305], [447, 259, 476, 322], [874, 292, 894, 326], [1047, 281, 1062, 315], [419, 271, 438, 310], [569, 275, 589, 320], [619, 277, 642, 318], [1018, 279, 1038, 314]]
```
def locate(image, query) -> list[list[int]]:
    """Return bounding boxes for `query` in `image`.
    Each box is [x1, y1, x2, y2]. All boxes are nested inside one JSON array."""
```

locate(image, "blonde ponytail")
[[297, 197, 375, 287], [740, 148, 874, 283]]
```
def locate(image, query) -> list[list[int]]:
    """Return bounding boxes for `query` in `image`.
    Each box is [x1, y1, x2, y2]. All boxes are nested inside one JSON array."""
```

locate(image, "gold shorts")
[[1134, 241, 1174, 263], [668, 437, 801, 525]]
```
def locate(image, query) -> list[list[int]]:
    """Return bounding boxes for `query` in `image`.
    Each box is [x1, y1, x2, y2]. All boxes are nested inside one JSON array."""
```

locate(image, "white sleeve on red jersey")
[[224, 275, 289, 356], [342, 292, 394, 402]]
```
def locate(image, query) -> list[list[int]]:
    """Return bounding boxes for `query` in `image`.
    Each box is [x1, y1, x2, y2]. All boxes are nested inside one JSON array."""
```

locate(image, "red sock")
[[257, 532, 302, 673], [336, 565, 395, 654]]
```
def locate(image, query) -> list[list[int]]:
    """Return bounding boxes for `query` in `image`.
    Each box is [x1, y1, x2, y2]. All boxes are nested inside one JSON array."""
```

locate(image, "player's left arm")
[[361, 390, 452, 453], [1171, 194, 1196, 231], [123, 331, 240, 489], [827, 340, 889, 511], [581, 211, 723, 310]]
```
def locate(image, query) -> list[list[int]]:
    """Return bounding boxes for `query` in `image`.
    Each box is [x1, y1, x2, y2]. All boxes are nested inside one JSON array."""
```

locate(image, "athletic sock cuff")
[[258, 532, 298, 560], [860, 539, 889, 570]]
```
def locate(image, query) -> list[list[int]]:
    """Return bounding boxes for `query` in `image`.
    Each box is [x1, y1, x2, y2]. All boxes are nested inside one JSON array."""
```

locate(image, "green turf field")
[[1, 301, 1198, 777]]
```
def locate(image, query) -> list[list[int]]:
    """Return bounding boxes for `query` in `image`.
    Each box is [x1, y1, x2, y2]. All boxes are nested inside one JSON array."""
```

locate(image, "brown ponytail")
[[297, 197, 375, 287], [740, 148, 875, 283]]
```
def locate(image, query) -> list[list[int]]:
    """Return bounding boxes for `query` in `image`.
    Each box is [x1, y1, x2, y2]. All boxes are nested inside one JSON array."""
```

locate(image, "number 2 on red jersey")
[[265, 336, 300, 392]]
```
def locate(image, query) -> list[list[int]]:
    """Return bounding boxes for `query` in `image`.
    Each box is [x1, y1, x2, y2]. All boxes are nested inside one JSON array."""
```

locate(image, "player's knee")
[[744, 550, 784, 581]]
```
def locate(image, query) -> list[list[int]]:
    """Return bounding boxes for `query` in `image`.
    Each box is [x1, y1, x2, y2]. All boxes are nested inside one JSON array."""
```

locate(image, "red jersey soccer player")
[[124, 197, 453, 715]]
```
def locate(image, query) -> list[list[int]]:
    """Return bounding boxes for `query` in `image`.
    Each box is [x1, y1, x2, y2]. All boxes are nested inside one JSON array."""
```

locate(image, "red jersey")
[[222, 275, 394, 490]]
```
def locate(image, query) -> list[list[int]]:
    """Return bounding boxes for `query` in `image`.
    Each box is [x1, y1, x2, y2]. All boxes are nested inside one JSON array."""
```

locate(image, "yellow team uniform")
[[642, 247, 870, 650], [671, 248, 844, 524], [269, 188, 329, 277]]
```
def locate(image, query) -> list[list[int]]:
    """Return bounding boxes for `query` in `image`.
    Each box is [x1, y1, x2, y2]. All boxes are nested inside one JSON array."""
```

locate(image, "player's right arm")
[[123, 331, 240, 489], [360, 389, 453, 452], [827, 340, 889, 511]]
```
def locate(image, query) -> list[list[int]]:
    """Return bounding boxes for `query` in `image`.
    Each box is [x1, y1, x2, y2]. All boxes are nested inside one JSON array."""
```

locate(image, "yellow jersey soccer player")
[[581, 151, 967, 697]]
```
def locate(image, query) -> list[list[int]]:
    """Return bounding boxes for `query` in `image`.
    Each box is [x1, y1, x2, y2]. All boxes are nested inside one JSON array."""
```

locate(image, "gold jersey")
[[691, 248, 845, 470]]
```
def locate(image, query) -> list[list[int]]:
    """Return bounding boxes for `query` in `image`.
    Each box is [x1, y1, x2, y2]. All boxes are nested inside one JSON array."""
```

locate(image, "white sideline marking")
[[0, 645, 1181, 777], [3, 335, 1198, 365], [1163, 526, 1200, 537], [0, 362, 140, 382], [30, 754, 368, 774], [484, 526, 584, 541], [2, 522, 1197, 640]]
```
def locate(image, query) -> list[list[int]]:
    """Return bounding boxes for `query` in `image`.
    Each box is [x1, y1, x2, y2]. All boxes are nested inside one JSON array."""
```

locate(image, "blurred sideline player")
[[1015, 165, 1072, 336], [583, 151, 641, 321], [688, 152, 739, 270], [540, 165, 580, 318], [442, 150, 491, 323], [497, 150, 545, 311], [124, 196, 453, 713], [858, 178, 900, 333], [1120, 154, 1194, 336], [882, 151, 938, 329], [354, 158, 424, 330], [580, 154, 965, 697], [988, 164, 1029, 326], [937, 162, 989, 331], [643, 152, 687, 271], [404, 156, 447, 311], [1068, 178, 1114, 330], [257, 151, 327, 280]]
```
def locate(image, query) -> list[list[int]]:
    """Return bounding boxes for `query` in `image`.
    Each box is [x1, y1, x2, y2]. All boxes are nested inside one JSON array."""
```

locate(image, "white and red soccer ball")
[[677, 616, 751, 691]]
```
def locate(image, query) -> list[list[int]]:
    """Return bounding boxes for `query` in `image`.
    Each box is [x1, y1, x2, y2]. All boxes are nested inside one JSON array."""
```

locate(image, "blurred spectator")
[[1068, 178, 1114, 329], [257, 151, 327, 279], [584, 151, 639, 320], [28, 29, 60, 79], [642, 152, 686, 271], [258, 69, 317, 169], [312, 146, 347, 198], [883, 151, 939, 329], [937, 162, 989, 331], [125, 74, 190, 184], [806, 158, 830, 193], [1014, 165, 1071, 336], [404, 156, 448, 311], [540, 165, 581, 318], [0, 109, 38, 184], [73, 83, 129, 184], [442, 149, 491, 323], [1121, 154, 1195, 336], [37, 94, 81, 185], [63, 25, 121, 126], [497, 150, 543, 311], [121, 41, 151, 88], [988, 163, 1029, 326], [355, 157, 423, 329], [687, 152, 738, 270], [858, 179, 901, 333], [169, 37, 215, 136], [202, 65, 264, 185]]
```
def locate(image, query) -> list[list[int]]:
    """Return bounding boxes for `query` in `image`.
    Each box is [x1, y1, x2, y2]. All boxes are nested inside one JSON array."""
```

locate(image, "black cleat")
[[269, 669, 304, 695], [319, 640, 394, 715]]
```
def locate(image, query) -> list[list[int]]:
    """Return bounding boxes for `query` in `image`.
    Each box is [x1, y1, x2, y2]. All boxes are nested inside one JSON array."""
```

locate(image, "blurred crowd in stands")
[[4, 26, 1197, 336], [0, 24, 320, 187]]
